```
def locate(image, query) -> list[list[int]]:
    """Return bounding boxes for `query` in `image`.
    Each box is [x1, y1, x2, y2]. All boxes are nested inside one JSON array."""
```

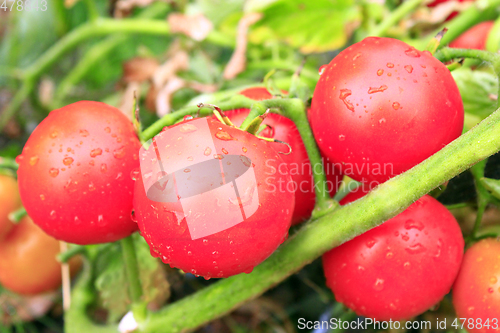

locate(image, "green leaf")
[[452, 68, 498, 121], [249, 0, 361, 53], [94, 235, 170, 323], [480, 177, 500, 201]]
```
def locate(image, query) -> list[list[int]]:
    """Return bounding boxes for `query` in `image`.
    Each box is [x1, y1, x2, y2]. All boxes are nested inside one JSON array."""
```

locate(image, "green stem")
[[486, 15, 500, 53], [8, 207, 27, 223], [58, 245, 87, 263], [83, 0, 100, 21], [434, 47, 500, 102], [136, 105, 500, 333], [120, 236, 143, 304], [52, 0, 70, 36], [65, 260, 118, 333], [469, 160, 490, 240], [52, 2, 171, 108], [367, 0, 427, 37]]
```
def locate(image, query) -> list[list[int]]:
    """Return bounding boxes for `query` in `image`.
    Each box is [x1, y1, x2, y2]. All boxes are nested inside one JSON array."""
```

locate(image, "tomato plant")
[[0, 216, 81, 295], [322, 195, 464, 320], [0, 174, 21, 240], [134, 116, 295, 278], [449, 21, 495, 50], [221, 87, 341, 224], [16, 101, 140, 245], [453, 238, 500, 332], [309, 37, 464, 185]]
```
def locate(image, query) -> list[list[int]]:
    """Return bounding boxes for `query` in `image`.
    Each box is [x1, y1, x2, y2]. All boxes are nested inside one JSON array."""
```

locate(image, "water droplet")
[[49, 210, 57, 220], [101, 164, 107, 173], [98, 215, 105, 226], [90, 148, 102, 157], [490, 277, 498, 284], [187, 251, 192, 256], [366, 239, 377, 248], [468, 306, 475, 313], [80, 129, 89, 137], [373, 278, 385, 291], [184, 168, 191, 173], [318, 65, 327, 75], [406, 243, 426, 254], [339, 89, 355, 112], [379, 118, 386, 124], [29, 156, 39, 166], [404, 65, 413, 73], [187, 156, 193, 161], [242, 147, 247, 153], [104, 127, 111, 133], [89, 182, 96, 191], [74, 216, 81, 225], [15, 155, 24, 164], [204, 147, 212, 156], [352, 53, 362, 61], [389, 303, 397, 310], [358, 265, 365, 271], [404, 219, 424, 231], [50, 132, 58, 138], [405, 47, 420, 57], [203, 239, 208, 244], [40, 194, 45, 201], [240, 155, 251, 167], [215, 131, 233, 141], [214, 154, 223, 160], [401, 234, 410, 241], [130, 169, 140, 181], [244, 267, 254, 274], [386, 63, 394, 68], [488, 287, 494, 294], [435, 239, 442, 258], [63, 157, 74, 166], [377, 69, 384, 76], [368, 85, 388, 94], [339, 135, 345, 141], [113, 146, 126, 159], [49, 168, 59, 177], [180, 123, 198, 133], [404, 262, 411, 269], [392, 102, 400, 110], [386, 252, 393, 259], [222, 148, 228, 154]]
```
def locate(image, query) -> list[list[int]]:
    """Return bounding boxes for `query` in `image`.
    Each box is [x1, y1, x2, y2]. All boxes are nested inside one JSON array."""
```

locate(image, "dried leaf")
[[168, 13, 214, 41], [38, 77, 54, 108], [152, 51, 189, 89], [123, 57, 160, 83], [223, 12, 262, 80]]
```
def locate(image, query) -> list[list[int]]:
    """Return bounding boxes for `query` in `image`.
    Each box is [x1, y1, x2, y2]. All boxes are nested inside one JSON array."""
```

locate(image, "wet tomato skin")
[[17, 101, 140, 245], [0, 174, 21, 240], [134, 117, 295, 278], [450, 21, 495, 50], [310, 37, 464, 185], [0, 216, 81, 295], [227, 88, 341, 224], [453, 238, 500, 332], [323, 195, 464, 320]]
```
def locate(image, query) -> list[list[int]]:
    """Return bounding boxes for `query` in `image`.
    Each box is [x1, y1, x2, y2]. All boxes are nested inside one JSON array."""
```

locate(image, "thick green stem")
[[138, 105, 500, 333], [367, 0, 427, 37], [120, 236, 143, 304], [470, 160, 490, 240], [434, 47, 500, 102]]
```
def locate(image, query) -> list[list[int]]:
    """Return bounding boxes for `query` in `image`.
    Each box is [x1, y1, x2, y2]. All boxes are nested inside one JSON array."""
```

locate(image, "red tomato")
[[134, 116, 295, 278], [450, 21, 495, 50], [309, 37, 464, 185], [453, 238, 500, 332], [0, 216, 81, 295], [0, 174, 21, 240], [17, 101, 140, 245], [427, 0, 474, 21], [322, 195, 464, 320], [221, 88, 342, 224]]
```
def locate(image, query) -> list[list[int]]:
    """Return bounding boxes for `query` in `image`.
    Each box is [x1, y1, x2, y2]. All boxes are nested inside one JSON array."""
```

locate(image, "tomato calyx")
[[198, 102, 293, 155]]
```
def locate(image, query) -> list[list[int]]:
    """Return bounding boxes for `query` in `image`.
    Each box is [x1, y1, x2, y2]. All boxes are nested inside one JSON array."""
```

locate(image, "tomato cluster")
[[7, 32, 497, 327]]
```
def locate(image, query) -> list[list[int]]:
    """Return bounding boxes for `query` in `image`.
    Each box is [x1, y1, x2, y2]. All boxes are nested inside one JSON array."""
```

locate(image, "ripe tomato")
[[309, 37, 464, 185], [427, 0, 474, 21], [0, 174, 21, 240], [453, 238, 500, 332], [450, 21, 495, 50], [221, 87, 341, 224], [134, 116, 295, 278], [0, 216, 81, 295], [17, 101, 140, 245], [322, 195, 464, 320]]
